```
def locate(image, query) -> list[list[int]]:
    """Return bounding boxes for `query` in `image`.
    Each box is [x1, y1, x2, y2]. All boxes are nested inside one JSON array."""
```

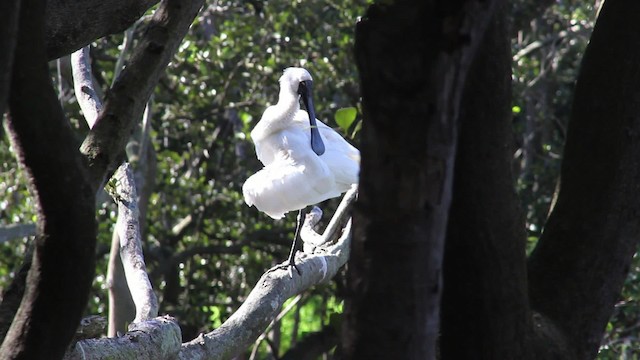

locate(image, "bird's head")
[[279, 67, 313, 92], [280, 67, 325, 156]]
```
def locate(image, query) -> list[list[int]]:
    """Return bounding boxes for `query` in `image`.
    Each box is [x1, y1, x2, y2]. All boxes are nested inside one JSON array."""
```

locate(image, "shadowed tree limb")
[[0, 0, 96, 358], [0, 0, 20, 116], [0, 1, 203, 358], [528, 2, 640, 359], [80, 0, 205, 192], [45, 0, 159, 59]]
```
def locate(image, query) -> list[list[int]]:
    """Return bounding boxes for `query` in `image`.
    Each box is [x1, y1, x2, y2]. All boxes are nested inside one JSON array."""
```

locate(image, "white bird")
[[243, 67, 359, 273]]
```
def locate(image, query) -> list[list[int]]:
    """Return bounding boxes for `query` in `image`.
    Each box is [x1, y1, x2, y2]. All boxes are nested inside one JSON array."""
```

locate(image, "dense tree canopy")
[[2, 0, 640, 359]]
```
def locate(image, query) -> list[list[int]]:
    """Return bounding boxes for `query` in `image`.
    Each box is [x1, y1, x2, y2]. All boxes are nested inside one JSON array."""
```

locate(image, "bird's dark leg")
[[286, 209, 305, 277], [265, 208, 307, 278]]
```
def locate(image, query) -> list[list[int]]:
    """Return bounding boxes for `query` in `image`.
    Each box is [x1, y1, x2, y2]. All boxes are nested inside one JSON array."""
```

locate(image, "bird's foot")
[[287, 261, 301, 278], [266, 253, 302, 278]]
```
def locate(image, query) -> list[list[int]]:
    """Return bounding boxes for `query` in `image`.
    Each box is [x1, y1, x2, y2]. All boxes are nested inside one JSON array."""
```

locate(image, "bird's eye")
[[297, 82, 307, 95]]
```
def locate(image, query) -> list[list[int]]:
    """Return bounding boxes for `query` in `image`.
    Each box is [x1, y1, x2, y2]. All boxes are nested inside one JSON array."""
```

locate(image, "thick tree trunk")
[[440, 5, 533, 359], [528, 2, 640, 359], [0, 0, 20, 115], [0, 0, 97, 358], [343, 1, 497, 358]]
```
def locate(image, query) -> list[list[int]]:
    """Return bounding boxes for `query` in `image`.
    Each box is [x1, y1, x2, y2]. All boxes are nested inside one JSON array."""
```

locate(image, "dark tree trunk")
[[528, 1, 640, 359], [45, 0, 158, 59], [440, 4, 533, 359], [343, 1, 498, 359], [0, 0, 203, 358], [0, 0, 20, 116], [0, 0, 97, 358]]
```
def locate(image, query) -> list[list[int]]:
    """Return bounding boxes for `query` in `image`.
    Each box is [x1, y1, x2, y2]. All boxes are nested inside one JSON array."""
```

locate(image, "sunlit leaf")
[[334, 107, 357, 132]]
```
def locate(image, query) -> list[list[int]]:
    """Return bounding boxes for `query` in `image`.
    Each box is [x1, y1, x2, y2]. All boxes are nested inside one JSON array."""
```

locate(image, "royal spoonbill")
[[243, 67, 359, 274]]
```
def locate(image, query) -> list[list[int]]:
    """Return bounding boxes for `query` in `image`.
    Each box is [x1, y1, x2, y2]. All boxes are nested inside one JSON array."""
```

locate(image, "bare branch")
[[106, 230, 135, 337], [71, 42, 157, 328], [302, 185, 358, 251], [63, 316, 181, 360], [80, 0, 205, 191], [112, 164, 158, 322], [71, 46, 102, 128], [179, 191, 356, 360]]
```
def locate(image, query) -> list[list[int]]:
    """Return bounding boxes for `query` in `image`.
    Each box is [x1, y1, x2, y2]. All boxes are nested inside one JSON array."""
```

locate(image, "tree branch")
[[179, 191, 356, 360], [80, 0, 205, 191], [72, 43, 158, 330], [528, 2, 640, 359], [111, 164, 158, 322], [45, 0, 159, 59], [0, 0, 96, 358], [73, 316, 107, 342], [63, 316, 181, 360], [63, 190, 355, 360], [0, 0, 20, 116], [71, 46, 102, 128]]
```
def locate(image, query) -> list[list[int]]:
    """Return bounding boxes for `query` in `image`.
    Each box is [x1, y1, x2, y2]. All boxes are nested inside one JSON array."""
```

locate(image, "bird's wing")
[[290, 111, 360, 190], [313, 121, 360, 191], [243, 128, 340, 219], [243, 151, 340, 219]]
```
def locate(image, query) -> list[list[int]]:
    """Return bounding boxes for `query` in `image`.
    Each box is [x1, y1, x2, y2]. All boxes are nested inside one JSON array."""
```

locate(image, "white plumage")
[[243, 67, 359, 219]]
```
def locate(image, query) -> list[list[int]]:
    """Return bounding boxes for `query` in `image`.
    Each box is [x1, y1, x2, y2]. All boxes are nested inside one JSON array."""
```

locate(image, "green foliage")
[[511, 1, 595, 245], [334, 107, 358, 134]]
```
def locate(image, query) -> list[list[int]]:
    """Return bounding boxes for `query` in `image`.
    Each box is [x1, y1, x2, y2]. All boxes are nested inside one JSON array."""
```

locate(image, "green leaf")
[[334, 107, 357, 132]]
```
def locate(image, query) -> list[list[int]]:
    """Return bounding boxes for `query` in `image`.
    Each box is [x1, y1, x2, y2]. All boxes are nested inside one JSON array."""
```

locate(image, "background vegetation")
[[0, 0, 637, 358]]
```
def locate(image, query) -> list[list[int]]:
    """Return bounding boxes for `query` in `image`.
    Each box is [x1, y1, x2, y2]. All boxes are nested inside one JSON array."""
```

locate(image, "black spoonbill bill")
[[243, 67, 359, 274]]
